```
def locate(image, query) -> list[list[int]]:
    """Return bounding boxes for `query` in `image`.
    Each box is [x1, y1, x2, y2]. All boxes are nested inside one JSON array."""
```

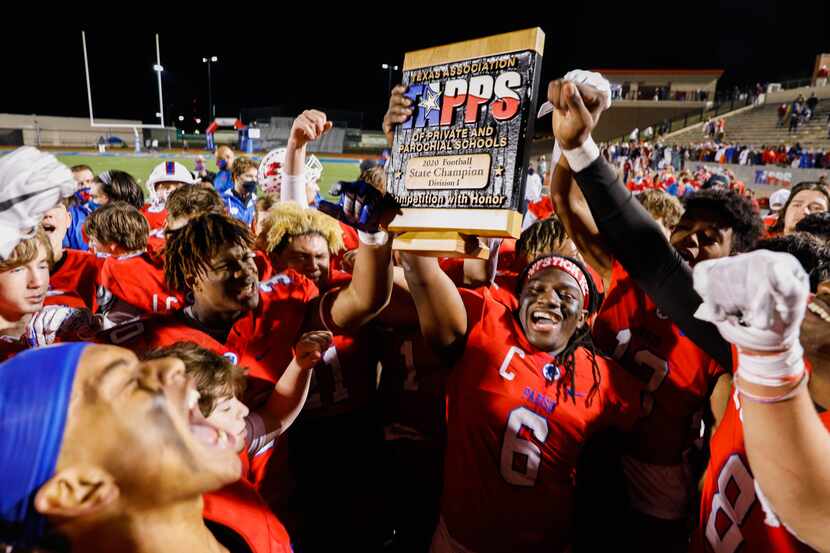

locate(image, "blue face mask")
[[86, 199, 102, 211]]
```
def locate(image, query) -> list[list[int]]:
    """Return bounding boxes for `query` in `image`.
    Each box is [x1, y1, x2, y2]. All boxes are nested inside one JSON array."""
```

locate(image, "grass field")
[[51, 152, 361, 201]]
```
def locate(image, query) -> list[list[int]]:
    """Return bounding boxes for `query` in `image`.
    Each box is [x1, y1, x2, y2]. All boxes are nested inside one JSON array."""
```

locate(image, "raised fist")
[[289, 110, 333, 150], [693, 250, 810, 386], [294, 330, 334, 370]]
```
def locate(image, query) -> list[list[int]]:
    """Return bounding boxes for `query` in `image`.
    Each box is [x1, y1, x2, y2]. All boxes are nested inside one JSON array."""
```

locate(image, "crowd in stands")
[[604, 140, 830, 172], [1, 69, 830, 553]]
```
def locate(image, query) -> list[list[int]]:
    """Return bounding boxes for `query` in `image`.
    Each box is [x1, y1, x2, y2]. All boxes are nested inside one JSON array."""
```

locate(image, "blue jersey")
[[223, 189, 256, 226], [63, 203, 91, 251], [214, 169, 233, 195]]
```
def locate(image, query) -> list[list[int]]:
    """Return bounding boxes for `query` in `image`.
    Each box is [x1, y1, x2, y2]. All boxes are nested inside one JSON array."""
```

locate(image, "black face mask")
[[242, 180, 257, 194]]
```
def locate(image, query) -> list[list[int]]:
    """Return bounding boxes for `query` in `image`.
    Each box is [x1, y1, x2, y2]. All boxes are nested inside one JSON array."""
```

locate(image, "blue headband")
[[0, 343, 88, 547]]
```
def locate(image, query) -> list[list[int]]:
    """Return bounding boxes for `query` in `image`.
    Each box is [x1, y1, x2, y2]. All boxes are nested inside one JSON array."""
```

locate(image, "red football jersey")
[[141, 204, 168, 231], [146, 229, 166, 263], [592, 261, 724, 518], [254, 249, 274, 282], [46, 249, 101, 310], [440, 288, 643, 553], [378, 327, 447, 441], [694, 385, 830, 553], [203, 477, 292, 553], [330, 221, 359, 271], [105, 269, 318, 390], [97, 252, 184, 324]]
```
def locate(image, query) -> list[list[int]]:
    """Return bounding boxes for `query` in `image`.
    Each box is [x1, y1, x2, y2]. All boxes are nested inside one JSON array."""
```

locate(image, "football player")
[[86, 202, 183, 327], [0, 343, 241, 552], [401, 250, 644, 553], [41, 201, 100, 311], [693, 251, 830, 553], [143, 161, 196, 231], [548, 75, 763, 551]]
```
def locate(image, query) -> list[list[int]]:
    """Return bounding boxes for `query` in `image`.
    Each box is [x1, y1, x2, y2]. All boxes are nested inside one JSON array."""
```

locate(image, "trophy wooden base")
[[393, 232, 490, 260], [388, 208, 523, 238]]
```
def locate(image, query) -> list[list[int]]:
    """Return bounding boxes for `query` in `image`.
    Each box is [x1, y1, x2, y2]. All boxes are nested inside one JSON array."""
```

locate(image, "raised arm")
[[694, 251, 830, 551], [282, 110, 332, 205], [549, 78, 732, 370], [549, 156, 612, 291], [400, 253, 468, 361], [253, 331, 332, 441]]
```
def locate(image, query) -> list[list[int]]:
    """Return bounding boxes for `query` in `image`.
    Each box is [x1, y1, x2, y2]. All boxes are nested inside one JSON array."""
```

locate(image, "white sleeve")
[[281, 172, 308, 208]]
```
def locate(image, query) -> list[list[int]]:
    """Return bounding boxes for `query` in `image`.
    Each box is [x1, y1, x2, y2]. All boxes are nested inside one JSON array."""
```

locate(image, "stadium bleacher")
[[665, 98, 830, 149]]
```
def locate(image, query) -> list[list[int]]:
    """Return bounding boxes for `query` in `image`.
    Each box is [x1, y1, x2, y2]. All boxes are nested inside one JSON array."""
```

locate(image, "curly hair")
[[636, 189, 684, 230], [516, 255, 602, 406], [754, 232, 830, 292], [515, 215, 569, 261], [165, 213, 254, 292], [142, 342, 246, 417], [769, 182, 830, 234], [682, 188, 763, 254], [261, 201, 344, 255], [794, 210, 830, 242]]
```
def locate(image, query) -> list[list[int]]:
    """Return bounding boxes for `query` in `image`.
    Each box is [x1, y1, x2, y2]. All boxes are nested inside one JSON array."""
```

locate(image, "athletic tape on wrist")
[[281, 173, 307, 207], [736, 371, 808, 404], [358, 229, 389, 246], [736, 344, 805, 387], [562, 136, 600, 173]]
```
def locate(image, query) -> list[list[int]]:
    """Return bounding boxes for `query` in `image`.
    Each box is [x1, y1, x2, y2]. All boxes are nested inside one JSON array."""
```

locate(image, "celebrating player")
[[547, 72, 828, 553], [0, 343, 241, 552], [693, 250, 830, 553], [41, 202, 99, 311], [401, 249, 643, 553]]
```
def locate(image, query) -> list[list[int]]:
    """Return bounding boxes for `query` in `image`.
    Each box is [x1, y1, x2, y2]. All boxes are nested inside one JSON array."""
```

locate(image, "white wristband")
[[736, 344, 805, 387], [562, 136, 600, 173], [551, 141, 562, 166], [358, 229, 389, 246], [281, 172, 307, 207]]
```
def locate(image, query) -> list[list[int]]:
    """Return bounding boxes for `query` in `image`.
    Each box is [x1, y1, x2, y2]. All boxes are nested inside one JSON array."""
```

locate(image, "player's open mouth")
[[185, 388, 237, 451], [236, 282, 256, 299], [807, 295, 830, 324], [41, 223, 56, 233], [529, 309, 561, 332]]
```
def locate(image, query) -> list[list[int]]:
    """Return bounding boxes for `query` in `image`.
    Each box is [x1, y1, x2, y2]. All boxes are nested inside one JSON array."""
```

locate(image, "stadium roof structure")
[[592, 68, 725, 77]]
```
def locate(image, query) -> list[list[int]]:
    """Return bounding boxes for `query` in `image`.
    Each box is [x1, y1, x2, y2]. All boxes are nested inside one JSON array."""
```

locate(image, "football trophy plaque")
[[387, 28, 545, 257]]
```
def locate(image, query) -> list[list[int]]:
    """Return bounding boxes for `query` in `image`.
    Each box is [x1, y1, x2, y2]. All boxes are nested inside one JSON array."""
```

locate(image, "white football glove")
[[539, 70, 612, 166], [0, 147, 76, 259], [693, 250, 810, 386], [27, 306, 99, 347]]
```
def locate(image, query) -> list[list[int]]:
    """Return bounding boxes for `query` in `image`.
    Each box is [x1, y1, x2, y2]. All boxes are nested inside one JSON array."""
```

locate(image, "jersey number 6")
[[500, 407, 549, 486]]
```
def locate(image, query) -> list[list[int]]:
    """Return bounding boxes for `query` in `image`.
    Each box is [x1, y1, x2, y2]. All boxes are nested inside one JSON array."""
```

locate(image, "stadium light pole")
[[202, 56, 218, 123], [381, 63, 399, 93]]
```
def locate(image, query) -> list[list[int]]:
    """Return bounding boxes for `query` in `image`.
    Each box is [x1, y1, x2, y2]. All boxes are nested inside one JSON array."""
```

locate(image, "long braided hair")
[[516, 254, 602, 406]]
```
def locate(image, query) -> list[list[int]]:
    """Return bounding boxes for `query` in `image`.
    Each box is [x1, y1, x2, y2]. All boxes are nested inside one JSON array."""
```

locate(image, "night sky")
[[5, 2, 828, 131]]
